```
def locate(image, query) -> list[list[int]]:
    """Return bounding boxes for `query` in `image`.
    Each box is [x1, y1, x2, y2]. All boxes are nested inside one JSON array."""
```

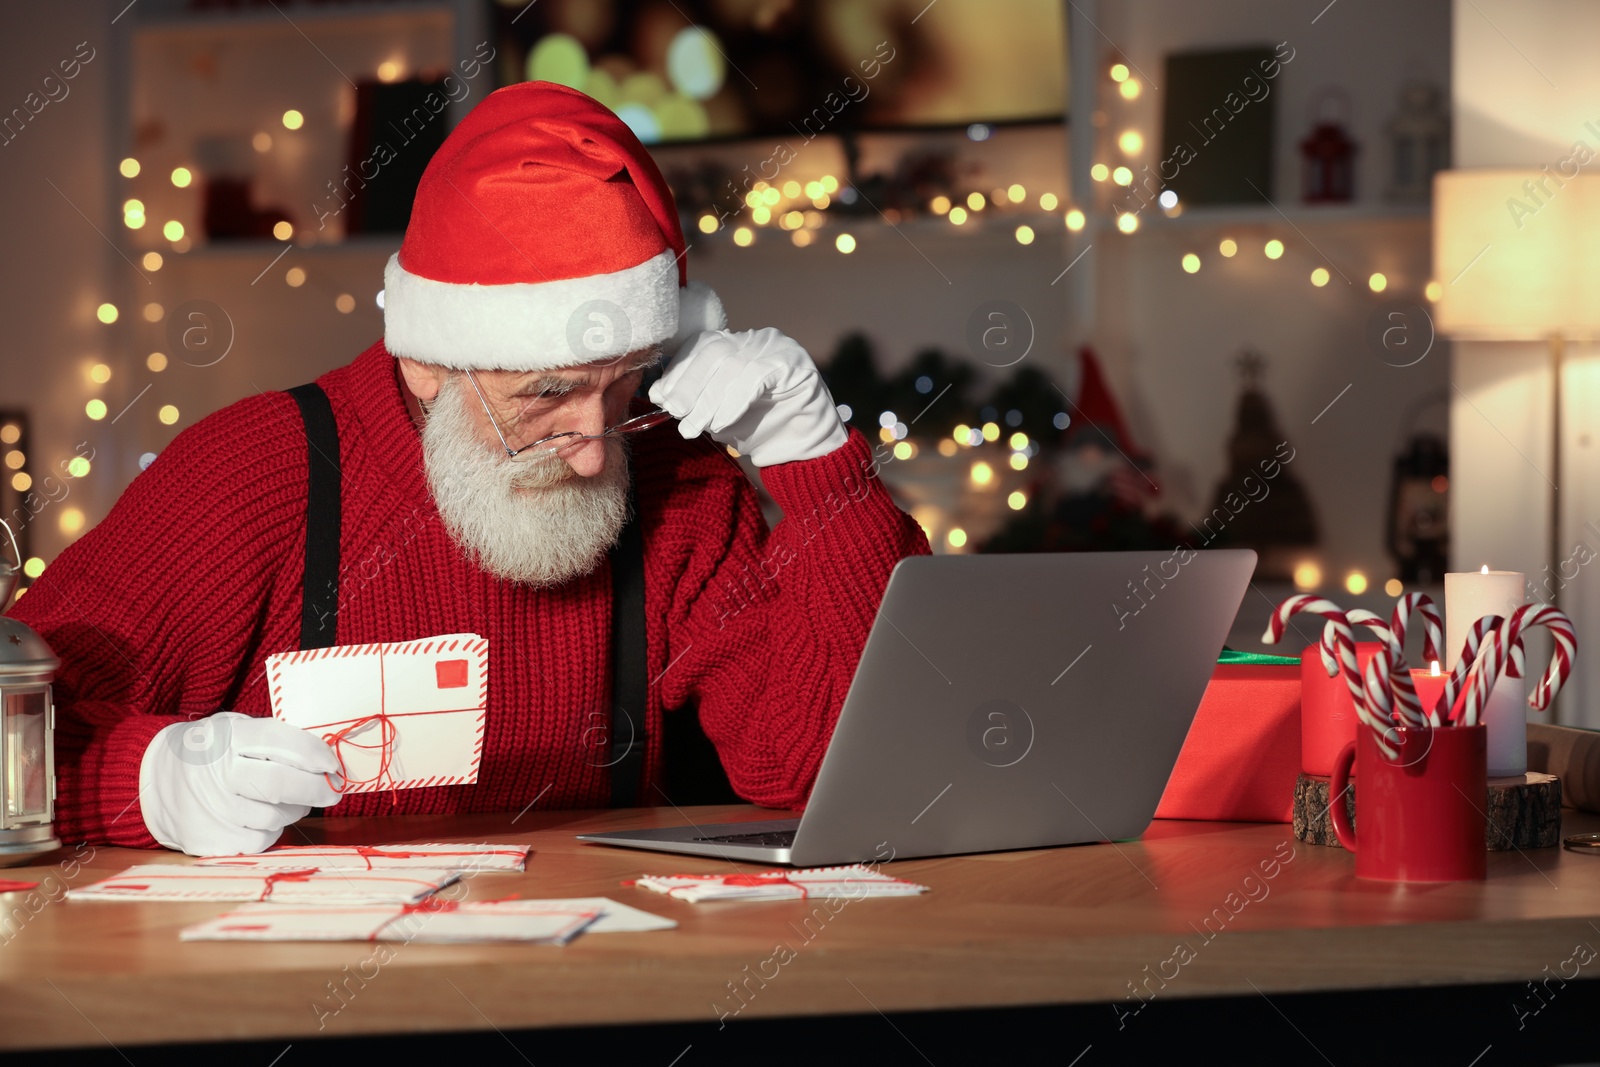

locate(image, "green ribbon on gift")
[[1217, 647, 1300, 666]]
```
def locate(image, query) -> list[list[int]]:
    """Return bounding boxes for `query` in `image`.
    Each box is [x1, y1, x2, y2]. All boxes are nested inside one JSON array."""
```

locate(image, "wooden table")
[[5, 805, 1600, 1062]]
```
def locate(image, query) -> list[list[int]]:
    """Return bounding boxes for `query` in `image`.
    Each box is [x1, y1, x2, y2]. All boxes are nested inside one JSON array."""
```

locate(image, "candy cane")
[[1462, 604, 1577, 725], [1389, 593, 1444, 671], [1268, 595, 1398, 759], [1342, 608, 1430, 728], [1438, 613, 1511, 723]]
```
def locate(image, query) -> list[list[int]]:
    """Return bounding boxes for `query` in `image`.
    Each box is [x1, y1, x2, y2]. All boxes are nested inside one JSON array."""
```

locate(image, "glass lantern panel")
[[4, 689, 48, 821]]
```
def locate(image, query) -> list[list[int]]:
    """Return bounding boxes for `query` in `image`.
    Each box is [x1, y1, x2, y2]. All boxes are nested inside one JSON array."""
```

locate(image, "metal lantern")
[[0, 519, 59, 866]]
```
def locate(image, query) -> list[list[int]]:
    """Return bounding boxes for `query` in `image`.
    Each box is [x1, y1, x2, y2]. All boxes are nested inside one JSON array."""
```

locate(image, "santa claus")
[[9, 82, 928, 855]]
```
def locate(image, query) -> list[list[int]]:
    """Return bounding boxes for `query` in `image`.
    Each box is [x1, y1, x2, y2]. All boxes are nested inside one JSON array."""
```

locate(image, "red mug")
[[1329, 724, 1486, 882]]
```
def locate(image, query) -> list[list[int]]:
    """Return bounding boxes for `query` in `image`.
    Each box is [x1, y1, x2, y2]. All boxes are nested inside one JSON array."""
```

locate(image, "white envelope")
[[66, 865, 460, 904], [266, 633, 488, 793], [194, 842, 530, 872], [177, 897, 673, 943]]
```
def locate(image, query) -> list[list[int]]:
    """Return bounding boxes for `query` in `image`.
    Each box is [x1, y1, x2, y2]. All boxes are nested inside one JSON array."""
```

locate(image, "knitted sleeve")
[[653, 427, 930, 808], [5, 390, 308, 846]]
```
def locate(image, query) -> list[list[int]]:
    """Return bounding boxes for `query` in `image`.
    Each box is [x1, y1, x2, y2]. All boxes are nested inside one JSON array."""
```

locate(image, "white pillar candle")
[[1445, 568, 1529, 778]]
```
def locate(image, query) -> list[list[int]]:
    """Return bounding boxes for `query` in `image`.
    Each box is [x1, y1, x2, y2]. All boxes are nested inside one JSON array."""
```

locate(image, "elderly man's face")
[[396, 349, 658, 586], [398, 349, 659, 479]]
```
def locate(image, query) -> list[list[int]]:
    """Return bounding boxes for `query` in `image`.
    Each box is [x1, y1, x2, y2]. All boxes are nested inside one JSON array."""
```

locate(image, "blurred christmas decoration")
[[981, 347, 1183, 553], [1200, 351, 1318, 578], [1299, 89, 1357, 203], [196, 133, 293, 242], [1384, 82, 1448, 203], [1386, 415, 1449, 583]]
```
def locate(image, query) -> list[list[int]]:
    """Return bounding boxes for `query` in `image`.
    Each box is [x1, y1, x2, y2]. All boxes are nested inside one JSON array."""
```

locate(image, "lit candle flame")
[[1431, 659, 1441, 676], [1481, 564, 1489, 574]]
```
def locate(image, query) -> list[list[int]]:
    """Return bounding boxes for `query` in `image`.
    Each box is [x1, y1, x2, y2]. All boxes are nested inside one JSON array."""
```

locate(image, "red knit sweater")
[[8, 343, 929, 847]]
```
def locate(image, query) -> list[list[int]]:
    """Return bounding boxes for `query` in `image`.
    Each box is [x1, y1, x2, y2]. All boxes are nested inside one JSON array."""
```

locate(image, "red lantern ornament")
[[1299, 90, 1357, 204]]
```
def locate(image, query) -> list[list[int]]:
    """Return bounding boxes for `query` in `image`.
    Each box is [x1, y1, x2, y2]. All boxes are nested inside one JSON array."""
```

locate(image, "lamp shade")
[[1434, 169, 1600, 340]]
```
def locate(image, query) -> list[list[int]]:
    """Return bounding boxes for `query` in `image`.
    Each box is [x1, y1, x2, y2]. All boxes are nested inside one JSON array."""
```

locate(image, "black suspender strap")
[[287, 383, 341, 651], [608, 479, 647, 806]]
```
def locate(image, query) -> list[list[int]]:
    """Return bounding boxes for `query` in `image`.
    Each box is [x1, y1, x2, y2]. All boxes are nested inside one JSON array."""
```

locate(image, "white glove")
[[139, 711, 344, 856], [648, 327, 849, 467]]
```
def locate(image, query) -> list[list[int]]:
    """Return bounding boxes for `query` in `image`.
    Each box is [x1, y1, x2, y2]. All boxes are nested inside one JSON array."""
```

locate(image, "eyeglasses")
[[462, 368, 673, 460]]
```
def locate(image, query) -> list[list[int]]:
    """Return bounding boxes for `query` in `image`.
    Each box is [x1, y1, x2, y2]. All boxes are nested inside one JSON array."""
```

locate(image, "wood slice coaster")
[[1293, 772, 1562, 850]]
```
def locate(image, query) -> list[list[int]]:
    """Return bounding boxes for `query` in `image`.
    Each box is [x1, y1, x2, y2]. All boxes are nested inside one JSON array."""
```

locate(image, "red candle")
[[1302, 645, 1453, 777]]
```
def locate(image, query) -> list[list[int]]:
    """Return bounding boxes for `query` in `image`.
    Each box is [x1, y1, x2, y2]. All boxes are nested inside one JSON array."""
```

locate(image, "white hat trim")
[[382, 249, 688, 371]]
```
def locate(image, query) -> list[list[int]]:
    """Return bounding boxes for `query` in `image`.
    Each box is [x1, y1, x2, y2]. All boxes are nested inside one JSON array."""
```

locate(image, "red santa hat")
[[381, 81, 725, 371]]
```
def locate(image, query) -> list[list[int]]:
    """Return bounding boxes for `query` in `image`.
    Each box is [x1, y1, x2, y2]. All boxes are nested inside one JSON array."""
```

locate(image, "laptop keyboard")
[[692, 829, 797, 848]]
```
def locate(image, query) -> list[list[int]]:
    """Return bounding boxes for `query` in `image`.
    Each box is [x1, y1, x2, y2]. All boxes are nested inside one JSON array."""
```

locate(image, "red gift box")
[[1154, 663, 1301, 823]]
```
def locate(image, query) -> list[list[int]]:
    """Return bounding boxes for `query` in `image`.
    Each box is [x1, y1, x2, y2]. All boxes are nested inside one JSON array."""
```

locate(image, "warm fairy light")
[[59, 508, 84, 535], [285, 267, 306, 287], [1116, 213, 1139, 234], [812, 193, 831, 209], [947, 527, 968, 548], [949, 206, 969, 225], [273, 220, 293, 241], [1182, 253, 1201, 274], [1007, 183, 1026, 203], [752, 206, 772, 225], [1293, 561, 1322, 590], [1065, 208, 1086, 232], [1015, 225, 1035, 245], [967, 192, 986, 211], [282, 109, 304, 130], [982, 422, 1000, 442], [1119, 79, 1141, 100], [1219, 238, 1237, 257], [66, 456, 89, 477], [171, 167, 193, 188], [253, 131, 272, 152], [1118, 130, 1143, 154], [733, 226, 753, 246], [1264, 239, 1284, 259], [821, 175, 839, 193], [147, 352, 168, 372], [744, 191, 762, 209], [970, 461, 994, 486], [0, 425, 17, 444], [11, 472, 29, 491], [142, 302, 163, 323], [1009, 432, 1029, 450], [953, 424, 970, 444], [119, 157, 140, 178], [1112, 166, 1133, 186], [930, 195, 951, 215], [1345, 571, 1368, 595], [1008, 452, 1028, 470], [1425, 280, 1443, 302], [158, 405, 180, 425], [937, 439, 958, 456], [1039, 192, 1058, 211], [124, 198, 144, 214], [1090, 163, 1109, 182], [96, 303, 118, 324], [1311, 267, 1330, 287], [893, 441, 914, 460], [1368, 272, 1388, 292], [1109, 63, 1129, 82], [142, 252, 163, 271], [22, 558, 44, 578], [89, 363, 111, 383], [780, 210, 804, 230], [791, 229, 813, 247], [163, 220, 185, 241], [4, 451, 23, 470], [762, 188, 781, 206], [335, 293, 356, 314], [836, 233, 856, 254], [698, 214, 717, 234], [377, 60, 402, 82], [783, 180, 801, 198], [1007, 490, 1027, 510], [1385, 578, 1403, 597]]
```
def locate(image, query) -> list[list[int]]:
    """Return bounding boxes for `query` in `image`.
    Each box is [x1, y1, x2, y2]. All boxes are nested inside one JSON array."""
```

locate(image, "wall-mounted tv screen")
[[492, 0, 1068, 144]]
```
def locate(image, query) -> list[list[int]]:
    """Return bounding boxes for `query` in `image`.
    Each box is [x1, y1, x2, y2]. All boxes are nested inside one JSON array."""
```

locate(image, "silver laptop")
[[577, 549, 1256, 866]]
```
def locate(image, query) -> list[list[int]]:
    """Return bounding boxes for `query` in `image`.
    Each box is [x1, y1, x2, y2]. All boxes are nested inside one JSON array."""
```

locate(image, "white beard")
[[419, 373, 632, 587]]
